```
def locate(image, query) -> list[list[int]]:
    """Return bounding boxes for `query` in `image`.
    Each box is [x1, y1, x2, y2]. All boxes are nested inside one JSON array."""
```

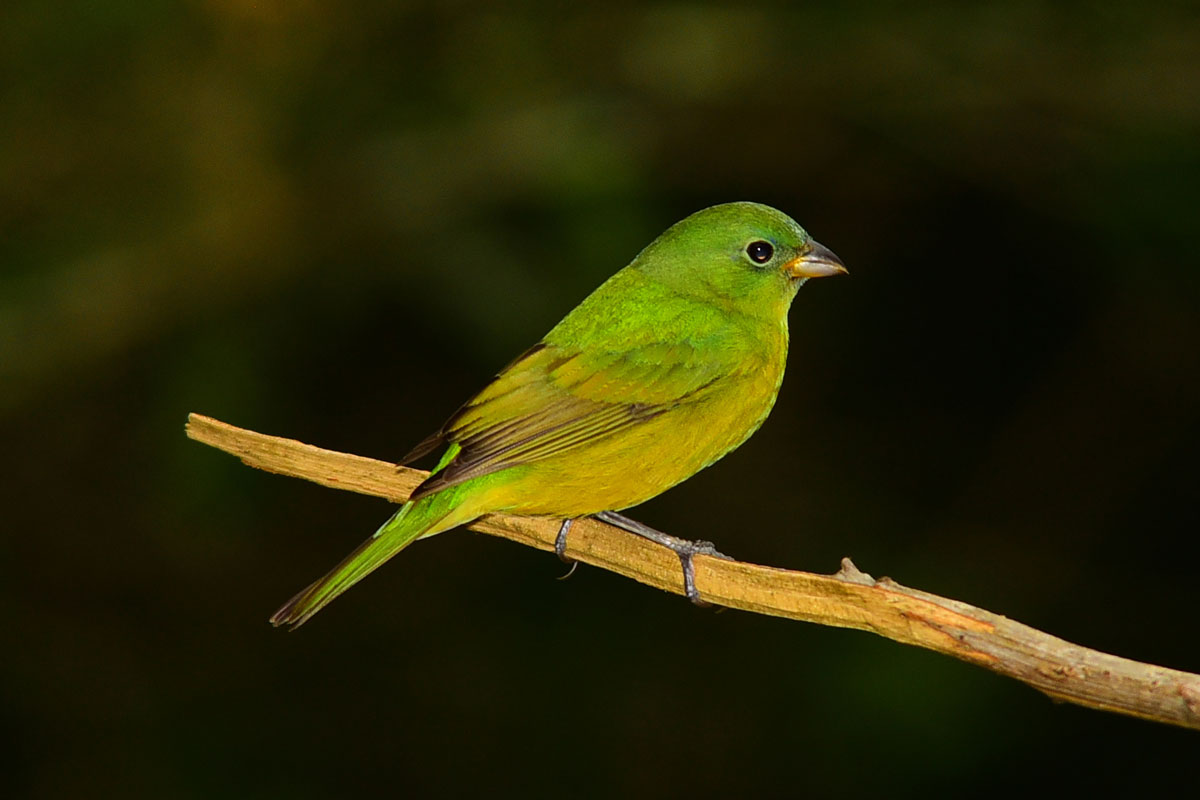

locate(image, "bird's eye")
[[746, 240, 774, 264]]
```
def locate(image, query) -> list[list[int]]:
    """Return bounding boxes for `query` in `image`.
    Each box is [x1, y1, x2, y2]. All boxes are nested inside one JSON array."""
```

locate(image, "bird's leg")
[[593, 511, 730, 605]]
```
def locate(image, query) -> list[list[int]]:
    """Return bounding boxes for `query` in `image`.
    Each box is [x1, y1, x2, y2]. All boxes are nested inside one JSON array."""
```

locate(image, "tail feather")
[[270, 496, 456, 629]]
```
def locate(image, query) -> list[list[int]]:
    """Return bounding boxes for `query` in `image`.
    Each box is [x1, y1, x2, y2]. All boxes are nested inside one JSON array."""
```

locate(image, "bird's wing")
[[403, 336, 738, 501]]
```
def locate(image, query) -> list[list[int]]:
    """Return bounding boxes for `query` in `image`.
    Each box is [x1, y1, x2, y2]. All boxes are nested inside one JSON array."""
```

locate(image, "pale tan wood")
[[186, 413, 1200, 730]]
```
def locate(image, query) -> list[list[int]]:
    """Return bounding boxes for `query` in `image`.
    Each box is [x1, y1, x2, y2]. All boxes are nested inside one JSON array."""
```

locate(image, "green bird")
[[271, 202, 846, 628]]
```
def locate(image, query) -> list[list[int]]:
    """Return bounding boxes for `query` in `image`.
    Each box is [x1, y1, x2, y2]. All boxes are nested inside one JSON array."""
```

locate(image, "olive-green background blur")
[[3, 2, 1198, 797]]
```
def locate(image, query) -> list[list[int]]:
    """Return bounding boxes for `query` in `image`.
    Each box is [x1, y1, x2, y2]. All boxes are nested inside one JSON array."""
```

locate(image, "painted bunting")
[[271, 202, 846, 628]]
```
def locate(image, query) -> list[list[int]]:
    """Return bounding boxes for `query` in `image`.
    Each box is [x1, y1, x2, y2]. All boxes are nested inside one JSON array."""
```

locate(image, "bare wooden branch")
[[185, 413, 1200, 731]]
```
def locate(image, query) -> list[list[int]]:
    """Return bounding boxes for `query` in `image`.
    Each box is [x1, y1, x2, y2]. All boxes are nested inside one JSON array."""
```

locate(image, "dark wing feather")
[[397, 343, 552, 466]]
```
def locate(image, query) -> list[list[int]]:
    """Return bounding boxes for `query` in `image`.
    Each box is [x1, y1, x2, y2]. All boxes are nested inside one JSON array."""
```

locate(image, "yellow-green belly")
[[471, 367, 782, 518]]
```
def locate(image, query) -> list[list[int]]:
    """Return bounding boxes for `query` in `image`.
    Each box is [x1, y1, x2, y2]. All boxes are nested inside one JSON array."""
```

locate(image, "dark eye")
[[746, 240, 774, 264]]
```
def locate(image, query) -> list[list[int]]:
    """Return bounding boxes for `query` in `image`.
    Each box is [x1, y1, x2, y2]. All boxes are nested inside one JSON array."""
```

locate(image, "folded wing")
[[403, 335, 736, 501]]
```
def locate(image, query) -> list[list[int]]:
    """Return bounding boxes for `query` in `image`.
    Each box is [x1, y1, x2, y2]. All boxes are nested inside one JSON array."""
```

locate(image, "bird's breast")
[[478, 322, 789, 517]]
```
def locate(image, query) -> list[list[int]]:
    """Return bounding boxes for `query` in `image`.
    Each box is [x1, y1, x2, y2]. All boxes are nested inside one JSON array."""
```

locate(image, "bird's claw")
[[676, 551, 706, 606], [691, 539, 731, 560], [672, 539, 729, 605], [554, 518, 574, 564]]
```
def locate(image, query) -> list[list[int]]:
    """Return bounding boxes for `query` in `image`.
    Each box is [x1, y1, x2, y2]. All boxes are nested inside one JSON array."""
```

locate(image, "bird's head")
[[633, 201, 846, 319]]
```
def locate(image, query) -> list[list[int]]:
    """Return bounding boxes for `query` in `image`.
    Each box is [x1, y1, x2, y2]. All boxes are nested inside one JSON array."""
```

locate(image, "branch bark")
[[185, 413, 1200, 731]]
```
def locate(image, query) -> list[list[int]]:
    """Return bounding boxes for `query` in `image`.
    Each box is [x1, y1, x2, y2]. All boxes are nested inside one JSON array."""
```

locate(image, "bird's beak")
[[784, 240, 848, 279]]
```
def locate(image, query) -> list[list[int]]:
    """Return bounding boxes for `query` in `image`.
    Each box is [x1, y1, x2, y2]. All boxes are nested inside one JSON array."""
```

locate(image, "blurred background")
[[3, 1, 1198, 796]]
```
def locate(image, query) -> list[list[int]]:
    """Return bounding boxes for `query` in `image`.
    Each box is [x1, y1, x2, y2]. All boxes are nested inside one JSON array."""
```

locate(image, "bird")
[[270, 201, 846, 628]]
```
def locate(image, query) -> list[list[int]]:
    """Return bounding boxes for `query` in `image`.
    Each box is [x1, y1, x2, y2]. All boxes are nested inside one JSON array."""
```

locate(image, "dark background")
[[3, 2, 1198, 797]]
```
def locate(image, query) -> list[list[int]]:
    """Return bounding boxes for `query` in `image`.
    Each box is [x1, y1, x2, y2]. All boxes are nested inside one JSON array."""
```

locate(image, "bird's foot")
[[554, 518, 581, 580], [593, 511, 730, 605], [554, 518, 574, 564]]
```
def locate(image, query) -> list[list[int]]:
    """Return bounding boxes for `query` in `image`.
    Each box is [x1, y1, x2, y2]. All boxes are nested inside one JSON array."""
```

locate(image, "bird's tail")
[[269, 490, 466, 629]]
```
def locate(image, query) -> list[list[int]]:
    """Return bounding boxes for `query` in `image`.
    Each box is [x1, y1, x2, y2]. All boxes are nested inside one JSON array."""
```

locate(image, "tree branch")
[[185, 413, 1200, 731]]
